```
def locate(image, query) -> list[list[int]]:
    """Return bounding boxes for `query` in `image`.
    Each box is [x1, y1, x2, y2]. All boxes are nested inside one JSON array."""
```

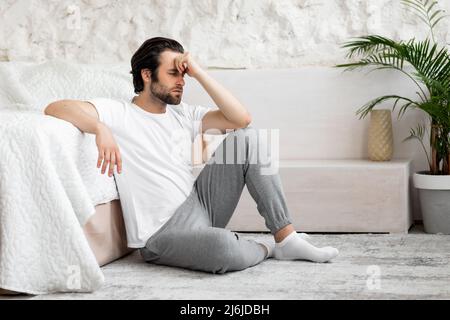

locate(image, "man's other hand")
[[95, 123, 122, 177]]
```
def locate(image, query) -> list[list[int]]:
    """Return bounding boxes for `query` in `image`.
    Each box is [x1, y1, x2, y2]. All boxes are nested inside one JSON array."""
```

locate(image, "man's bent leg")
[[141, 227, 266, 274], [195, 128, 339, 263], [195, 127, 292, 234], [140, 187, 266, 273]]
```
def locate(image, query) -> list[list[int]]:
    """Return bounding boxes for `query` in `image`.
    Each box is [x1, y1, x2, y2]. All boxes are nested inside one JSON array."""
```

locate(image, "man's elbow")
[[238, 113, 252, 128], [44, 101, 59, 115], [44, 104, 53, 115]]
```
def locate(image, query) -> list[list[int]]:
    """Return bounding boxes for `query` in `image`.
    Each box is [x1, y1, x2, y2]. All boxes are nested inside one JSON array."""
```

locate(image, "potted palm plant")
[[336, 0, 450, 234]]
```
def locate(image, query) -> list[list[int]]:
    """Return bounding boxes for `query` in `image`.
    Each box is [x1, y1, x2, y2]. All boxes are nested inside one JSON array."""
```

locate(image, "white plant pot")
[[413, 171, 450, 234]]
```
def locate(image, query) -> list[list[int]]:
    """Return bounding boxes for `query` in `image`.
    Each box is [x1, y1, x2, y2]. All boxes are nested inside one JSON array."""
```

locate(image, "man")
[[44, 37, 338, 274]]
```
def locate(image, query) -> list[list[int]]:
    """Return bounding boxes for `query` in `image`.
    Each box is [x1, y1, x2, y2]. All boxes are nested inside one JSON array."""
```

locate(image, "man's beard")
[[150, 80, 182, 105]]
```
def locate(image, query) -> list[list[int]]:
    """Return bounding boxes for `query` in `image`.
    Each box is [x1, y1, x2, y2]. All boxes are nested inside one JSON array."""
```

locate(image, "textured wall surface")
[[1, 0, 449, 67]]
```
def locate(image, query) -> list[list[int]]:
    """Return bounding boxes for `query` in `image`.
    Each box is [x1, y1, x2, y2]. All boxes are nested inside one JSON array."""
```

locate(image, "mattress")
[[84, 199, 135, 267], [0, 200, 133, 295]]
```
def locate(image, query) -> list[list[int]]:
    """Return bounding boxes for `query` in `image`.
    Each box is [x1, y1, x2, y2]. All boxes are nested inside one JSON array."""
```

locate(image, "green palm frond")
[[420, 101, 449, 127], [355, 95, 420, 120], [338, 35, 403, 60], [403, 123, 427, 143], [417, 73, 450, 104], [407, 40, 450, 88], [403, 123, 432, 168], [402, 0, 447, 42], [336, 36, 450, 103]]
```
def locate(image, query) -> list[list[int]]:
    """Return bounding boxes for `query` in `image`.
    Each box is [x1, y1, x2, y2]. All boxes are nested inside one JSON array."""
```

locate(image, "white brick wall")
[[1, 0, 449, 67]]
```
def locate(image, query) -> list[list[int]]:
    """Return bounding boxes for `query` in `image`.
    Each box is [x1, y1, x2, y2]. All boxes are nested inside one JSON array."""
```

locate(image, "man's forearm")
[[44, 101, 102, 135], [193, 70, 251, 125]]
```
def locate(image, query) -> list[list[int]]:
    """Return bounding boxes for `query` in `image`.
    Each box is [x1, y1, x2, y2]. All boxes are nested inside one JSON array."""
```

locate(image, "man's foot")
[[298, 232, 311, 241], [273, 232, 339, 263], [257, 232, 312, 259]]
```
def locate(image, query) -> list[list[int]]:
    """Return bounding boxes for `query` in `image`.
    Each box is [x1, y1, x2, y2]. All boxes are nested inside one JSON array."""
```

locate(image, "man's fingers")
[[101, 152, 110, 174], [117, 153, 122, 174], [183, 52, 189, 69], [177, 59, 184, 73], [176, 53, 188, 73], [97, 150, 104, 168], [98, 148, 122, 176], [108, 153, 116, 177]]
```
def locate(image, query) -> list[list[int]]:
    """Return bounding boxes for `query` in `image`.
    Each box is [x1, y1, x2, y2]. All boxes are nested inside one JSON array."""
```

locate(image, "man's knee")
[[233, 126, 276, 168], [229, 126, 257, 157], [231, 126, 258, 143], [203, 233, 244, 274]]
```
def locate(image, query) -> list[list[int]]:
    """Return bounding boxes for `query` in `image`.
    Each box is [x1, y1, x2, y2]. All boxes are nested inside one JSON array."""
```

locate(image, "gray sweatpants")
[[139, 127, 292, 274]]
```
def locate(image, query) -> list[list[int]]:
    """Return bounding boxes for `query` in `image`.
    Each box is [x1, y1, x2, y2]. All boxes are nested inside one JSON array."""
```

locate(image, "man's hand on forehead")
[[174, 52, 202, 78]]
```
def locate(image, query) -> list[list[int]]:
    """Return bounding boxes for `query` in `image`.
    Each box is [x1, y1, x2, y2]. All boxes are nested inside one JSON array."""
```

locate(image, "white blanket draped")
[[0, 59, 131, 294]]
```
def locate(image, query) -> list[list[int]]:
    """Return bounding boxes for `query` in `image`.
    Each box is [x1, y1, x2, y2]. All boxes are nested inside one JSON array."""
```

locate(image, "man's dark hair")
[[130, 37, 184, 94]]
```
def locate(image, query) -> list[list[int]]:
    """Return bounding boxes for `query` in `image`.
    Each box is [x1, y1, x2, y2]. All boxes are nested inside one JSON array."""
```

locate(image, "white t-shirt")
[[87, 98, 211, 248]]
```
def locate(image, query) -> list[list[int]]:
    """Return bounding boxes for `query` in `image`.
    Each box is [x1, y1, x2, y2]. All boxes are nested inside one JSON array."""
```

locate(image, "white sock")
[[257, 233, 312, 259], [273, 232, 339, 263], [257, 239, 275, 259], [298, 232, 311, 241]]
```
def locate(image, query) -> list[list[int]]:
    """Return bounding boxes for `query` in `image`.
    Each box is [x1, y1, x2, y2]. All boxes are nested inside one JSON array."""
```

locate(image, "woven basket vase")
[[368, 109, 393, 161]]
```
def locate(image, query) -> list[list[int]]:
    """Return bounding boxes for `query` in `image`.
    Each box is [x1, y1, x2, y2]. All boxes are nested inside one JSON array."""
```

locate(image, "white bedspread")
[[0, 110, 121, 294], [0, 59, 130, 294]]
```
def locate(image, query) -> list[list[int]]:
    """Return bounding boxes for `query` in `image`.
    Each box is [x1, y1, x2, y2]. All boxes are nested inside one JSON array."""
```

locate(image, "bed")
[[0, 200, 133, 296], [0, 108, 136, 295], [0, 60, 139, 295], [84, 200, 134, 267]]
